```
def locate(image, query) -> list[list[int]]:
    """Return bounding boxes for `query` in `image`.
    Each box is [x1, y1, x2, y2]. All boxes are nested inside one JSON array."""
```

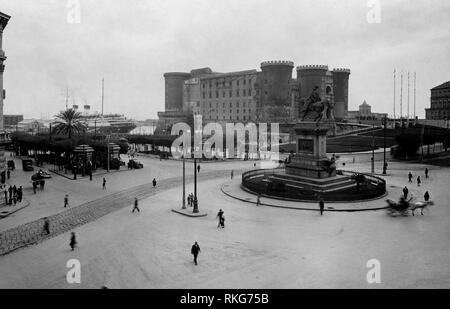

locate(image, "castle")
[[157, 61, 350, 133]]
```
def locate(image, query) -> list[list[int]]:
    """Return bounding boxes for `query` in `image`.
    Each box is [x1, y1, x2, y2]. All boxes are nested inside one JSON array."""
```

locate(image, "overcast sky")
[[0, 0, 449, 120]]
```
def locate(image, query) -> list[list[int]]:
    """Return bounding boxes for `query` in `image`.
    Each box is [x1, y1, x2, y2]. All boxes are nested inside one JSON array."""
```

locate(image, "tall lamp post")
[[193, 157, 199, 213], [182, 150, 186, 209], [371, 124, 375, 174], [106, 134, 110, 172], [382, 116, 387, 175]]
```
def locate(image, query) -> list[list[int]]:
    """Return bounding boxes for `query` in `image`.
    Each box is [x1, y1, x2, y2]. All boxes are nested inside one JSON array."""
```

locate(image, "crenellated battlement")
[[261, 60, 294, 68], [332, 68, 351, 74], [296, 65, 329, 71]]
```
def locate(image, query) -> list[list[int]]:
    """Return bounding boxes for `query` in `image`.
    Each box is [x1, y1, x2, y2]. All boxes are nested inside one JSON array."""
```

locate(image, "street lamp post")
[[371, 124, 375, 174], [193, 157, 199, 213], [182, 152, 186, 209], [382, 116, 387, 175], [106, 135, 110, 172]]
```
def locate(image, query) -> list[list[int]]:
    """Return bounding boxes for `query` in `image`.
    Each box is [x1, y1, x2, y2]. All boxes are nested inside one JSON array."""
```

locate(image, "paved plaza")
[[0, 152, 449, 289]]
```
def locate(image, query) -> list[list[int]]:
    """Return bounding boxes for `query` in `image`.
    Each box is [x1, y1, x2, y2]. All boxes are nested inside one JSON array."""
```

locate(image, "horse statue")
[[298, 97, 335, 122]]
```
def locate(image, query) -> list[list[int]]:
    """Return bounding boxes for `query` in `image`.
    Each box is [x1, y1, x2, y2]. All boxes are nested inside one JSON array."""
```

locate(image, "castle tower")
[[163, 72, 191, 112], [332, 68, 351, 120], [259, 61, 294, 120], [0, 12, 10, 183], [296, 65, 330, 100]]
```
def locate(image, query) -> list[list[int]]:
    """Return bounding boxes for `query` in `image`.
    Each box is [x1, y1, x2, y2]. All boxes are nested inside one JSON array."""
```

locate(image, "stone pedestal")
[[286, 121, 336, 179]]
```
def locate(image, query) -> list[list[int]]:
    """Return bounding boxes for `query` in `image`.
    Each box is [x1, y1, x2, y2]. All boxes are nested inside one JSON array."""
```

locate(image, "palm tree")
[[52, 109, 87, 139]]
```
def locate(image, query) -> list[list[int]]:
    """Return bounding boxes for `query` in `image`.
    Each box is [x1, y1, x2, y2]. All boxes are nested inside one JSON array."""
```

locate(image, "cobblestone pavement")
[[0, 170, 231, 256]]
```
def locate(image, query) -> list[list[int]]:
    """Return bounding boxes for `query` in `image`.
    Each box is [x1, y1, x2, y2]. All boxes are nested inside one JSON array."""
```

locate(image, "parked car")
[[128, 159, 143, 169], [31, 169, 52, 181], [22, 159, 34, 172]]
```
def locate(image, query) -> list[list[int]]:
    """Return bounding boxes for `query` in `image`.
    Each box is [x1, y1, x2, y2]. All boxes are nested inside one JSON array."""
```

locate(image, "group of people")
[[2, 184, 23, 206], [187, 193, 197, 207], [404, 168, 431, 202], [32, 179, 46, 193]]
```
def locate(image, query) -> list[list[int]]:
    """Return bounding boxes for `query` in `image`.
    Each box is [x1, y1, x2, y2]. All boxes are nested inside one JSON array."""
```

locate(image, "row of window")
[[202, 78, 254, 89], [203, 89, 253, 99], [200, 101, 254, 108], [202, 109, 253, 114], [203, 115, 253, 121]]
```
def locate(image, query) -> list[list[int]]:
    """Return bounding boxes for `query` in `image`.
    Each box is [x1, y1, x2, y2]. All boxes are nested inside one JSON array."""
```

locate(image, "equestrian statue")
[[298, 86, 335, 122]]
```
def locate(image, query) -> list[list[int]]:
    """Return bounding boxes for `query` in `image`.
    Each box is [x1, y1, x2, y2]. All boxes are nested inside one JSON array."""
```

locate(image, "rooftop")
[[431, 81, 450, 91]]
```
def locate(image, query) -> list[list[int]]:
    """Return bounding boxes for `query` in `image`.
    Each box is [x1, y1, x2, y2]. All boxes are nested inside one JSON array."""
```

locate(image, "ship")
[[80, 113, 137, 134]]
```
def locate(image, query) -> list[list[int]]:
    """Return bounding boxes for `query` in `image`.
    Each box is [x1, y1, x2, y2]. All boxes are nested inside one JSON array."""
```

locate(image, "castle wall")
[[164, 72, 191, 111]]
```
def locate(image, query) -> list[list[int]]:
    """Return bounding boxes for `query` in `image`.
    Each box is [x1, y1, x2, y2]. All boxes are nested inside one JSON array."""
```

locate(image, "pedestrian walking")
[[319, 198, 325, 216], [424, 191, 430, 202], [70, 232, 77, 251], [230, 170, 234, 180], [188, 194, 192, 207], [32, 181, 37, 194], [64, 194, 69, 208], [132, 197, 140, 213], [425, 168, 429, 179], [216, 209, 224, 228], [417, 176, 421, 187], [102, 177, 106, 190], [43, 219, 50, 235], [403, 186, 409, 199], [3, 187, 8, 205], [8, 186, 12, 201], [408, 172, 413, 183], [152, 178, 157, 188], [191, 241, 201, 265], [17, 186, 23, 203]]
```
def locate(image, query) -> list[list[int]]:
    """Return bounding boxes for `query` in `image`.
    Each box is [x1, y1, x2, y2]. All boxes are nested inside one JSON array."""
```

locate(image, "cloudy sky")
[[0, 0, 449, 120]]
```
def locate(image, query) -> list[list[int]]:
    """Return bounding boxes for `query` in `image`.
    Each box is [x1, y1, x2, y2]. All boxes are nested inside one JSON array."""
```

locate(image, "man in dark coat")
[[152, 178, 157, 188], [408, 172, 413, 183], [403, 186, 409, 199], [132, 197, 140, 213], [216, 209, 224, 228], [319, 198, 325, 216], [191, 242, 201, 265], [43, 219, 50, 235], [70, 232, 77, 251], [424, 191, 430, 202]]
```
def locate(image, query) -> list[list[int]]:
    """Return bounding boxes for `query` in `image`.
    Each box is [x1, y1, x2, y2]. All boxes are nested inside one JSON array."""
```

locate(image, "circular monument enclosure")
[[241, 117, 386, 202], [241, 168, 386, 203]]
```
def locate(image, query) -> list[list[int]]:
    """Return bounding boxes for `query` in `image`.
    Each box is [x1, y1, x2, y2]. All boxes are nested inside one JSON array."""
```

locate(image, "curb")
[[221, 183, 389, 212], [0, 199, 31, 219], [171, 209, 208, 217]]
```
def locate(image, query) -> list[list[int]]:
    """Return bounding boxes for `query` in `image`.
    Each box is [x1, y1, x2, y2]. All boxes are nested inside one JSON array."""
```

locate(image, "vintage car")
[[22, 159, 34, 172], [128, 159, 143, 169], [31, 169, 52, 181]]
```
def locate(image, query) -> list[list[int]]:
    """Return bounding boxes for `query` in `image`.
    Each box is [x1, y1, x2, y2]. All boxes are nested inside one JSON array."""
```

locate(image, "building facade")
[[426, 81, 450, 120], [347, 100, 388, 122], [157, 61, 351, 132], [0, 12, 10, 183], [3, 114, 24, 130]]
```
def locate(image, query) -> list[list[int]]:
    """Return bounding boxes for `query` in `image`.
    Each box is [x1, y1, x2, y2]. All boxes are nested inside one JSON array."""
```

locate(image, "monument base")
[[286, 155, 336, 179], [286, 121, 336, 179]]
